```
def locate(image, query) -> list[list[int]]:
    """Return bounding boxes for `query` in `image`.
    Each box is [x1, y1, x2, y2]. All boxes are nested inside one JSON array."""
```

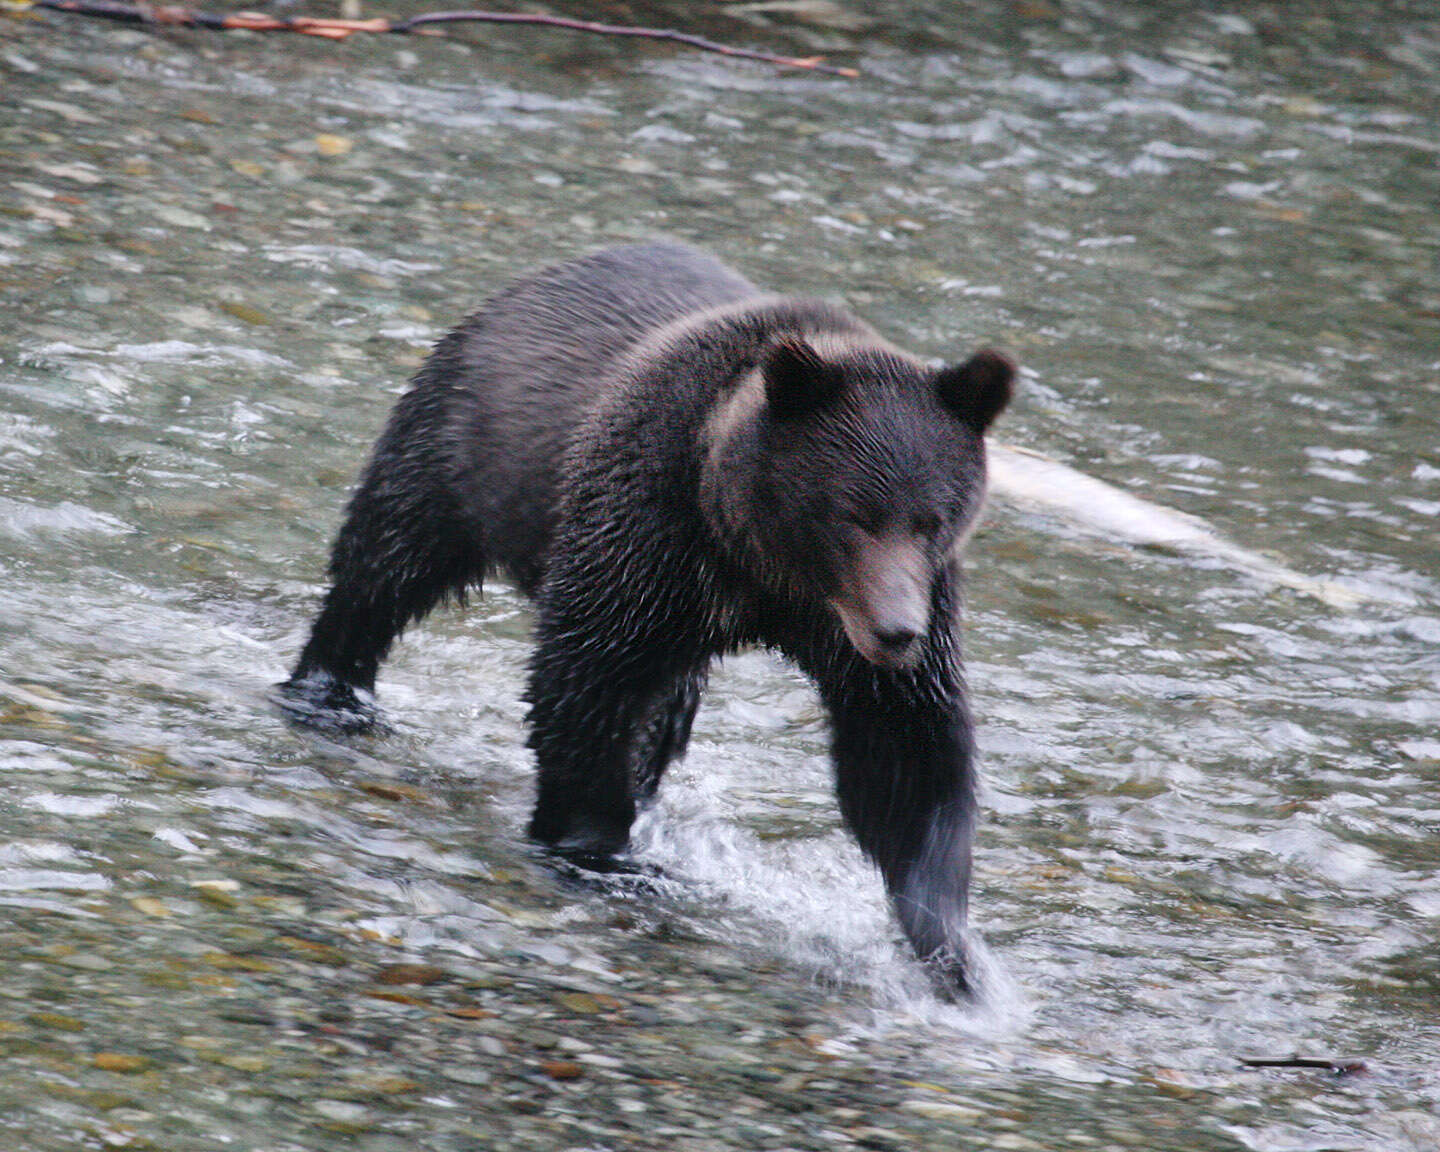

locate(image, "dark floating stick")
[[1240, 1056, 1368, 1076], [30, 0, 861, 76]]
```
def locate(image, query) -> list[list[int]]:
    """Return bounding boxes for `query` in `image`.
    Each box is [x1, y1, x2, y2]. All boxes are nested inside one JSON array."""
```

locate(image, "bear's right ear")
[[761, 336, 844, 421], [934, 349, 1015, 432]]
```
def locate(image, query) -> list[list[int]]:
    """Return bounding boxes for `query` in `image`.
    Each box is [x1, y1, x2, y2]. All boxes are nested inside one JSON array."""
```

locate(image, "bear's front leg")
[[525, 668, 648, 861], [523, 572, 708, 865], [819, 664, 978, 998]]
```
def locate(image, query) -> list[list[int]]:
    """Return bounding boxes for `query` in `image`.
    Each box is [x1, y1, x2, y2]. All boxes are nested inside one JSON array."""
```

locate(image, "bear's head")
[[704, 335, 1013, 669]]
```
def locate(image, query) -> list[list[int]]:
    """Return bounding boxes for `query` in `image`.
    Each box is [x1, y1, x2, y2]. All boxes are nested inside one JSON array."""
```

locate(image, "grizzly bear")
[[279, 243, 1013, 995]]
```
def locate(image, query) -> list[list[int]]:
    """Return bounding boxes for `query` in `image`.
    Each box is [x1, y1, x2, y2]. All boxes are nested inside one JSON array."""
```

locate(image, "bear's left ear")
[[934, 349, 1015, 432], [761, 336, 845, 421]]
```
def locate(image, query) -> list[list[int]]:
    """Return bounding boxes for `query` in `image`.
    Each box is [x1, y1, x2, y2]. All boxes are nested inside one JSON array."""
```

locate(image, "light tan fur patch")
[[830, 532, 931, 668]]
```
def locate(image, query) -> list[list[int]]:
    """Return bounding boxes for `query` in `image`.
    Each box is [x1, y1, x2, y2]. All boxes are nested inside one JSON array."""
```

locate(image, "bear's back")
[[436, 244, 760, 592]]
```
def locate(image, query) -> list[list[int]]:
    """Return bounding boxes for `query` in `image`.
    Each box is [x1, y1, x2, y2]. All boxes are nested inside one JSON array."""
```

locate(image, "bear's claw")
[[272, 674, 386, 734], [921, 943, 974, 1002]]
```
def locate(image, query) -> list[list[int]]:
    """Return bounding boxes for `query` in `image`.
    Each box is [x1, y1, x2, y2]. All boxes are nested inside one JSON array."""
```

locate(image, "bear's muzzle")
[[830, 534, 932, 668]]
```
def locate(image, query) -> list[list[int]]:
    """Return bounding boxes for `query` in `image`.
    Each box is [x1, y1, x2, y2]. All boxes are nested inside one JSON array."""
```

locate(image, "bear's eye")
[[910, 511, 943, 539], [843, 508, 884, 536]]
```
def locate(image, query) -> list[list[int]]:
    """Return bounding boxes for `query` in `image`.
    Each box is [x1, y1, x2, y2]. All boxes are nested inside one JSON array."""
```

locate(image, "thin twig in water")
[[28, 0, 861, 76], [1239, 1056, 1368, 1076]]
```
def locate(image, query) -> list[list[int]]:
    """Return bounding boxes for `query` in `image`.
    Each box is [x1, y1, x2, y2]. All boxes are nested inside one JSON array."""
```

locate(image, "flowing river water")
[[2, 2, 1438, 1149]]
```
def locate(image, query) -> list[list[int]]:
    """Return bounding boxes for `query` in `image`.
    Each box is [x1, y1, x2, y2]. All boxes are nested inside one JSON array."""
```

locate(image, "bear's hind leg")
[[633, 668, 708, 803], [279, 384, 486, 731]]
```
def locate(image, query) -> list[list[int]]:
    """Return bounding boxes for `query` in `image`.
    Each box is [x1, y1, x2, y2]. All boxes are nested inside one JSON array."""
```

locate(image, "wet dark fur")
[[280, 243, 1012, 995]]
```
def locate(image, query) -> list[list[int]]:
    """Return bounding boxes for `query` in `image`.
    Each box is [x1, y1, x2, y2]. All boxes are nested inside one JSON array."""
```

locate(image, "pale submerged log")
[[986, 443, 1370, 609]]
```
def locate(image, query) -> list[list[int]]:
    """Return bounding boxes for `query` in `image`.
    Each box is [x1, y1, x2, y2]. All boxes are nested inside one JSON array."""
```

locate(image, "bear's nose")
[[874, 625, 920, 652]]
